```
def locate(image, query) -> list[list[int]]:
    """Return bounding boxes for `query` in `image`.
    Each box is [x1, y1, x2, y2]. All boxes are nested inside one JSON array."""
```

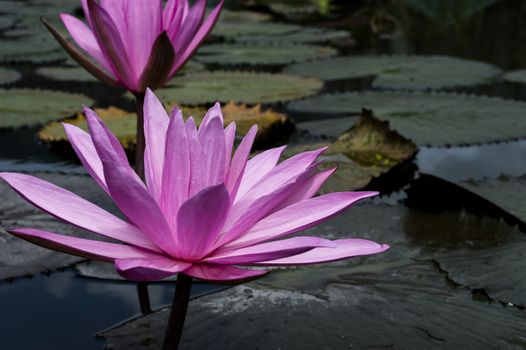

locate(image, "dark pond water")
[[1, 0, 526, 349]]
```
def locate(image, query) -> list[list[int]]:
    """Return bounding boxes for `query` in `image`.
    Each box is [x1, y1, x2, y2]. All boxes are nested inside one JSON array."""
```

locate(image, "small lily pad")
[[235, 27, 351, 44], [0, 67, 21, 85], [195, 43, 337, 66], [0, 89, 93, 129], [36, 66, 98, 83], [0, 172, 116, 280], [212, 22, 302, 40], [39, 103, 293, 151], [154, 71, 323, 105], [288, 91, 526, 147], [217, 9, 272, 23], [0, 39, 66, 64], [284, 55, 501, 90], [502, 69, 526, 84]]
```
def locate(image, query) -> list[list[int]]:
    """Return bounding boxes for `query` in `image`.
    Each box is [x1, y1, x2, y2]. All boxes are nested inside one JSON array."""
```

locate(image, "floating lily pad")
[[0, 15, 15, 30], [36, 66, 98, 83], [39, 103, 293, 151], [285, 111, 418, 192], [196, 43, 337, 66], [0, 39, 66, 64], [0, 172, 115, 280], [154, 71, 323, 105], [502, 69, 526, 84], [0, 67, 21, 85], [236, 27, 351, 44], [284, 55, 501, 90], [212, 22, 302, 40], [0, 89, 92, 129], [288, 91, 526, 147], [217, 9, 272, 23]]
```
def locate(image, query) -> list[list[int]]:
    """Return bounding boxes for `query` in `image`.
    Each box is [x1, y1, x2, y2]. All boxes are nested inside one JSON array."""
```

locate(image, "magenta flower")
[[44, 0, 223, 94], [0, 90, 388, 282]]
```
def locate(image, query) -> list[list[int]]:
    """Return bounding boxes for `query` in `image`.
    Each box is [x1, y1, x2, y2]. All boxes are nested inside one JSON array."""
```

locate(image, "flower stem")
[[163, 273, 193, 350], [137, 282, 152, 315], [134, 93, 146, 180]]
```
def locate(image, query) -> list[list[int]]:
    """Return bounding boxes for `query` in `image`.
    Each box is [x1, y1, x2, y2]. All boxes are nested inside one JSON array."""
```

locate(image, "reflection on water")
[[417, 139, 526, 181], [0, 270, 219, 350]]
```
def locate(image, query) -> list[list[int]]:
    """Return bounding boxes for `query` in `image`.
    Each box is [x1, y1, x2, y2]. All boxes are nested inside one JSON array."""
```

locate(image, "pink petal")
[[60, 14, 115, 78], [63, 123, 107, 194], [225, 125, 257, 199], [122, 0, 163, 76], [228, 191, 378, 249], [143, 89, 170, 202], [269, 167, 337, 213], [160, 108, 190, 234], [198, 116, 226, 187], [183, 264, 267, 282], [176, 184, 230, 260], [115, 256, 190, 281], [0, 172, 159, 252], [206, 237, 335, 265], [198, 102, 224, 132], [87, 0, 137, 90], [84, 106, 129, 166], [235, 146, 286, 201], [9, 228, 155, 262], [255, 239, 390, 266], [102, 159, 177, 256], [169, 0, 223, 76], [171, 0, 206, 56], [185, 117, 206, 197], [164, 0, 186, 42], [223, 122, 236, 176]]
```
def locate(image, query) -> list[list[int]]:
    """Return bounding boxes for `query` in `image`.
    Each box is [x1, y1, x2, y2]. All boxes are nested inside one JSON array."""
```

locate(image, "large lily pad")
[[288, 91, 526, 147], [216, 9, 272, 23], [39, 103, 293, 151], [154, 71, 323, 105], [212, 22, 302, 40], [0, 89, 92, 129], [0, 172, 116, 280], [195, 43, 337, 66], [235, 27, 352, 44], [285, 111, 418, 192], [0, 67, 21, 85], [0, 38, 66, 64], [100, 203, 526, 349], [284, 55, 501, 90], [36, 66, 98, 83]]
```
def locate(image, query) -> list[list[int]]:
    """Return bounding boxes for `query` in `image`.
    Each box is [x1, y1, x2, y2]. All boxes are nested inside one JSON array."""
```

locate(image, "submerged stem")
[[134, 93, 146, 179], [163, 273, 193, 350]]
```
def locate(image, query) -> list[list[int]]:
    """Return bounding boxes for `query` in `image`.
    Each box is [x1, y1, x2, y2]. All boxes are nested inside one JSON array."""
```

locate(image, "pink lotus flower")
[[0, 90, 388, 282], [43, 0, 223, 94]]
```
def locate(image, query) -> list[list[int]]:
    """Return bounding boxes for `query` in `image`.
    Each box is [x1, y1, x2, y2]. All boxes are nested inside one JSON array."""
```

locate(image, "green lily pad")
[[285, 110, 418, 192], [195, 43, 337, 66], [0, 89, 93, 129], [100, 203, 526, 349], [0, 15, 16, 30], [36, 66, 98, 83], [0, 39, 66, 64], [0, 172, 116, 281], [154, 71, 323, 105], [288, 91, 526, 147], [503, 69, 526, 84], [235, 27, 351, 44], [39, 103, 293, 151], [0, 68, 21, 85], [217, 9, 272, 23], [284, 55, 501, 90], [212, 22, 302, 40]]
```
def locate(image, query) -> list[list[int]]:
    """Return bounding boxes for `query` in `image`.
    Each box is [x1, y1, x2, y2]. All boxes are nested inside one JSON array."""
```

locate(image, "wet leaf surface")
[[100, 203, 526, 349], [0, 172, 117, 280], [284, 55, 501, 90], [152, 71, 323, 105], [289, 91, 526, 146], [0, 89, 93, 129], [0, 67, 21, 85], [195, 43, 337, 66], [235, 27, 351, 44], [212, 21, 302, 40]]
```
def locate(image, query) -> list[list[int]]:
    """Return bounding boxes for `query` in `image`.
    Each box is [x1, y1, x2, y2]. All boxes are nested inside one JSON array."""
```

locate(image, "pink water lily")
[[0, 90, 388, 282], [43, 0, 223, 93]]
